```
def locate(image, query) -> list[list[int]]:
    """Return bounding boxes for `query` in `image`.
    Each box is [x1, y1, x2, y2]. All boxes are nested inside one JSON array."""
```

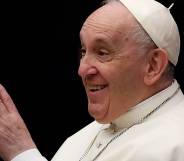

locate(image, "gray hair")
[[102, 0, 175, 80], [102, 0, 156, 51]]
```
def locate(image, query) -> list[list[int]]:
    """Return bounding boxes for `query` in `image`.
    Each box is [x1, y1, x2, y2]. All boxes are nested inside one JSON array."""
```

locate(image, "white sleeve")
[[11, 148, 47, 161]]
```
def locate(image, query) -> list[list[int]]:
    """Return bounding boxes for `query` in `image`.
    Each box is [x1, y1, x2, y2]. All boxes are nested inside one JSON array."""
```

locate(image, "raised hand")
[[0, 84, 36, 161]]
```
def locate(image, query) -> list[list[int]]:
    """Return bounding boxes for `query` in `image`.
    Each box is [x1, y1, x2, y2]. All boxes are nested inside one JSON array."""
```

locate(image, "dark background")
[[0, 0, 183, 160]]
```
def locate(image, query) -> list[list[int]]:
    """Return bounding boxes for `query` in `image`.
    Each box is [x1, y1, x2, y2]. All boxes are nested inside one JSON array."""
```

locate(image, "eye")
[[98, 50, 109, 56], [96, 49, 112, 62], [79, 48, 86, 58]]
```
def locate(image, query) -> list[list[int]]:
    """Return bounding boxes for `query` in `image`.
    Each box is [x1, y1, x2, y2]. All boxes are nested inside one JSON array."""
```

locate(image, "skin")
[[78, 1, 171, 123], [0, 84, 36, 161], [0, 1, 171, 160]]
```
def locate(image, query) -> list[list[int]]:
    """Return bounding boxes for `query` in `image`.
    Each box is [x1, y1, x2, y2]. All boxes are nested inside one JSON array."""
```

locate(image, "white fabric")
[[12, 80, 184, 161], [111, 80, 180, 130], [11, 148, 47, 161], [52, 80, 184, 161], [119, 0, 180, 65]]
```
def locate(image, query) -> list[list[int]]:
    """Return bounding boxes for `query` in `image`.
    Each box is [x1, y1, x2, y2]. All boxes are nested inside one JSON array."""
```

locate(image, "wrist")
[[3, 143, 36, 161]]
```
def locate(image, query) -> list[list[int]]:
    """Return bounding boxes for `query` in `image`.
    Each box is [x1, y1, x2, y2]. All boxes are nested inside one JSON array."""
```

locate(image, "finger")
[[0, 99, 8, 115], [0, 84, 18, 113]]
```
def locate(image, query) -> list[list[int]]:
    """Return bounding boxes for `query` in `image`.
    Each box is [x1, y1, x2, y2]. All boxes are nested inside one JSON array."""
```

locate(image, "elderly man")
[[0, 0, 183, 161]]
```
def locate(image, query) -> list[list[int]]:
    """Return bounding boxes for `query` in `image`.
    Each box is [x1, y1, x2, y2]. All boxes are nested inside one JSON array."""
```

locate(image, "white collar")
[[108, 80, 180, 131]]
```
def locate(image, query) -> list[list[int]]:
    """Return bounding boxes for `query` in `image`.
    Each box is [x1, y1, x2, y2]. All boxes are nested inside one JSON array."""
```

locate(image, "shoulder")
[[129, 127, 184, 161], [108, 115, 184, 161], [51, 121, 103, 161], [111, 100, 184, 161], [141, 99, 184, 142], [62, 120, 102, 145], [70, 120, 102, 138], [128, 101, 184, 160]]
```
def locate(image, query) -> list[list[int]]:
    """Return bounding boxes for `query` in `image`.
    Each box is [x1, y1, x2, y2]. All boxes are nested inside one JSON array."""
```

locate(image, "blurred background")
[[0, 0, 183, 160]]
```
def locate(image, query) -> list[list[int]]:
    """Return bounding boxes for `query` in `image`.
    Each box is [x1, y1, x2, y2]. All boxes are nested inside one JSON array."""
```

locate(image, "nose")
[[78, 55, 97, 78]]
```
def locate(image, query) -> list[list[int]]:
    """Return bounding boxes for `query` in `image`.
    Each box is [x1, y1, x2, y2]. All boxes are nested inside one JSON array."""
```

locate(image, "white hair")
[[102, 0, 175, 79], [103, 0, 156, 52]]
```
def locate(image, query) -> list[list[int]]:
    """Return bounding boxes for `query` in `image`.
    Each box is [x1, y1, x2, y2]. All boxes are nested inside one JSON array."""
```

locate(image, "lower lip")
[[87, 87, 107, 100]]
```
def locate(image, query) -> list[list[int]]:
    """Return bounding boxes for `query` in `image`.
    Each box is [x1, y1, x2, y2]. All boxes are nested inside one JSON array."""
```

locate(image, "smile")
[[88, 85, 107, 92]]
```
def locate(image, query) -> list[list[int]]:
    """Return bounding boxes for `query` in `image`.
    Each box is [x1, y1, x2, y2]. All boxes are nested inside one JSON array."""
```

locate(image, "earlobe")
[[144, 49, 169, 86]]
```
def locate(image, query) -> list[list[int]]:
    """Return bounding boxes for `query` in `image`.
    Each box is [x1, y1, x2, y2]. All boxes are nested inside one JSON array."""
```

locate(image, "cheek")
[[107, 65, 142, 97]]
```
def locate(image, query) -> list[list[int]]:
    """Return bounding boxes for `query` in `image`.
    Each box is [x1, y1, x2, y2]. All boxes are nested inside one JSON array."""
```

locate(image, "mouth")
[[86, 84, 108, 102], [87, 85, 108, 92]]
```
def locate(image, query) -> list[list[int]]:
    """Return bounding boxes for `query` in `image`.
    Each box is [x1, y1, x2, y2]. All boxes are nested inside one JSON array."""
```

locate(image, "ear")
[[144, 48, 169, 86]]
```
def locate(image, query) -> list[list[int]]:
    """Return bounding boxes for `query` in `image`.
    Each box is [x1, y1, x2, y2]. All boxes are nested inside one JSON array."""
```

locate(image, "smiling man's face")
[[78, 2, 147, 123]]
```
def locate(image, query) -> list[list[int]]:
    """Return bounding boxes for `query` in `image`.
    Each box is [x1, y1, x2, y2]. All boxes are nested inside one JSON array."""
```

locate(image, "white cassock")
[[12, 80, 184, 161]]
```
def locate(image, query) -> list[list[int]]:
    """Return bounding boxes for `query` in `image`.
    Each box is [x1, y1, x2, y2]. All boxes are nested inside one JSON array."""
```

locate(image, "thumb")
[[0, 84, 19, 113]]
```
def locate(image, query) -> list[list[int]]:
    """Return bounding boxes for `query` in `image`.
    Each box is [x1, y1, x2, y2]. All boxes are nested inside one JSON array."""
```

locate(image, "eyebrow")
[[94, 37, 110, 44]]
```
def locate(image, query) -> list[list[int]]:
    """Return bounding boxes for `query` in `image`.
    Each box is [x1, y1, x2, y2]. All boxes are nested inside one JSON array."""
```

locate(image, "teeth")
[[88, 85, 106, 91]]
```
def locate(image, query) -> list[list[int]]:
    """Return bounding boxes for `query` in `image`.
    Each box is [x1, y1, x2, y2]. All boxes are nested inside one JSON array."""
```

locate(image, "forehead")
[[80, 2, 136, 43]]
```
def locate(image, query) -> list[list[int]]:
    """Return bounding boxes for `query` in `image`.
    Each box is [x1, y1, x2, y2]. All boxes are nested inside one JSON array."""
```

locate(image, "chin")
[[88, 98, 111, 123], [95, 118, 111, 124], [89, 108, 112, 124]]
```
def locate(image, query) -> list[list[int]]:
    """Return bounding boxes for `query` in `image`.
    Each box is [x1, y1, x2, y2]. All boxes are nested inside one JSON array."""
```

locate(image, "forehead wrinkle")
[[81, 19, 124, 44], [84, 15, 123, 33], [80, 2, 138, 48]]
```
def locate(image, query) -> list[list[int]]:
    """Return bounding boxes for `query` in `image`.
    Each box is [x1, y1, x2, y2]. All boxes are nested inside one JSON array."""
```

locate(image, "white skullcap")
[[119, 0, 180, 65]]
